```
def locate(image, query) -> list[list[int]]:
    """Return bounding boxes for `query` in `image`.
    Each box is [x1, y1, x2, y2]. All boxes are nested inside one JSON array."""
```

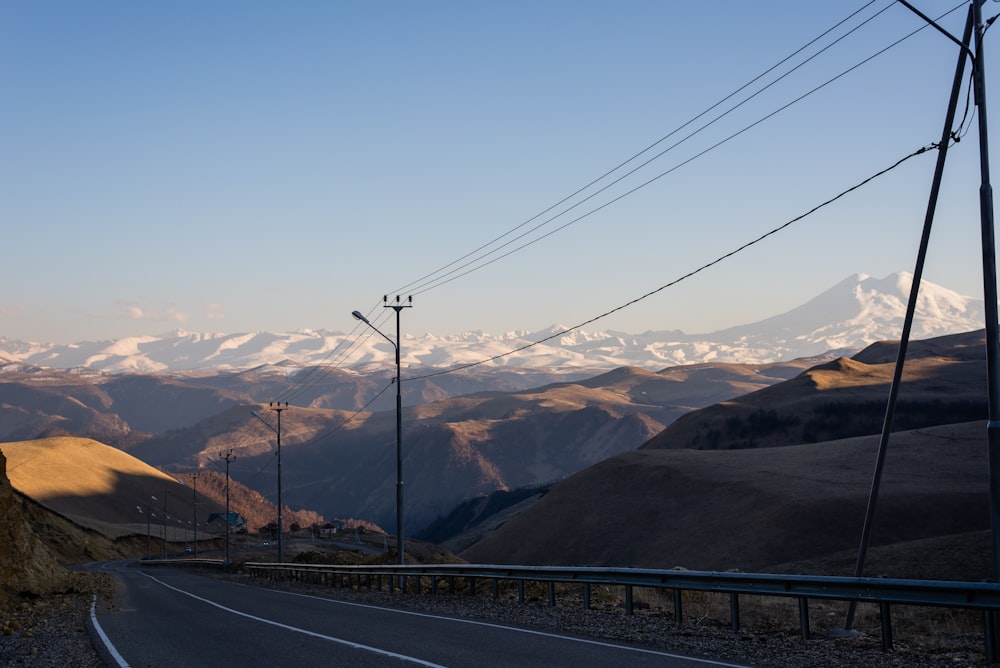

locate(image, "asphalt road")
[[90, 561, 745, 667]]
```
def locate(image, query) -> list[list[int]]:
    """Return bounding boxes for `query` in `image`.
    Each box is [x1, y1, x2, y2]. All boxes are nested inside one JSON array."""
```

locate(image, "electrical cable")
[[407, 2, 968, 297], [269, 1, 936, 399], [387, 0, 890, 298], [307, 380, 397, 447], [259, 1, 966, 408], [406, 139, 944, 381]]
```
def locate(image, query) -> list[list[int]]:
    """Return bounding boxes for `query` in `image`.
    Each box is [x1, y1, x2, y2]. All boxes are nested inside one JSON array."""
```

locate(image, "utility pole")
[[161, 491, 167, 558], [223, 450, 235, 566], [385, 295, 412, 566], [352, 298, 413, 568], [253, 402, 288, 563], [272, 402, 286, 563], [192, 472, 199, 557]]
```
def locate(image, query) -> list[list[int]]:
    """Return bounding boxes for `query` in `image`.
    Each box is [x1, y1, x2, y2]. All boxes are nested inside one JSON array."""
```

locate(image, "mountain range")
[[0, 272, 985, 374]]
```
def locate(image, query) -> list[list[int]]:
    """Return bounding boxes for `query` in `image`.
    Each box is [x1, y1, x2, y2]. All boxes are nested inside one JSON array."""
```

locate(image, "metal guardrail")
[[141, 557, 226, 567], [243, 562, 1000, 656]]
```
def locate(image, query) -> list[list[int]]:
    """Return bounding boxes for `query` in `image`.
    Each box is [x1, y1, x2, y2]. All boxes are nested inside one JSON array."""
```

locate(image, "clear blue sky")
[[2, 1, 997, 344]]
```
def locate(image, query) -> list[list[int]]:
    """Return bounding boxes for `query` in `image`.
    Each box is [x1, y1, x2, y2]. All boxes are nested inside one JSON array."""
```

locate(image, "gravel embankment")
[[1, 570, 990, 667], [1, 591, 105, 667]]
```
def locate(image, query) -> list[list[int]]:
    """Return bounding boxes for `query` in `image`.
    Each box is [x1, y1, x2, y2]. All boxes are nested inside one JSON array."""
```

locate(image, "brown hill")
[[641, 330, 986, 450], [129, 359, 822, 532], [460, 420, 989, 578], [0, 446, 142, 611], [0, 364, 607, 448], [0, 437, 226, 541]]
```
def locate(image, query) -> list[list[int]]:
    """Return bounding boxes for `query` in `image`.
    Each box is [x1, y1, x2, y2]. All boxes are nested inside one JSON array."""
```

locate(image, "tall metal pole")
[[224, 450, 235, 566], [845, 5, 974, 631], [353, 298, 412, 566], [162, 491, 167, 558], [192, 472, 199, 557], [971, 0, 1000, 586], [252, 405, 287, 563], [384, 295, 412, 566], [271, 402, 287, 564]]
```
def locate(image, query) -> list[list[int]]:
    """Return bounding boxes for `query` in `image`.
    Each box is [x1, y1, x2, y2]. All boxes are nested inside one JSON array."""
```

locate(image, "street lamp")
[[353, 295, 411, 565], [253, 403, 288, 563]]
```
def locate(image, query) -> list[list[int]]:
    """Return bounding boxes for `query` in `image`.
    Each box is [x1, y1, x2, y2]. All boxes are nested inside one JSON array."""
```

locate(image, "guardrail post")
[[431, 576, 438, 596], [985, 610, 998, 663], [583, 583, 591, 610], [799, 598, 810, 640], [548, 581, 556, 607], [879, 602, 893, 651], [492, 578, 499, 600], [518, 580, 525, 605], [468, 577, 476, 597], [377, 574, 383, 592], [449, 575, 456, 595], [731, 593, 740, 633], [673, 589, 683, 626], [625, 585, 634, 615]]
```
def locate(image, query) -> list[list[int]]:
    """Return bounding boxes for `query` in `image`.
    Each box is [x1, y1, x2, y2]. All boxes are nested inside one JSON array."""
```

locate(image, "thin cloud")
[[196, 301, 225, 321], [113, 300, 190, 324], [0, 304, 25, 317]]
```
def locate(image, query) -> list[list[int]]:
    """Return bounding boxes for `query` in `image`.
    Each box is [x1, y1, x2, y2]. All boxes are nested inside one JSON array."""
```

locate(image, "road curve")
[[90, 560, 746, 667]]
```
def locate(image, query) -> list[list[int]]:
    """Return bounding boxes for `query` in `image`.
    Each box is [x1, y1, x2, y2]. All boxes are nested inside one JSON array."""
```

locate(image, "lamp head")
[[351, 310, 369, 324]]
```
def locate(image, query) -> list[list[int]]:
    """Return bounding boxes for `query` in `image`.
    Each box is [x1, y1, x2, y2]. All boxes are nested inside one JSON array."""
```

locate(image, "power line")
[[258, 2, 963, 403], [406, 139, 943, 382], [387, 1, 890, 298], [307, 380, 396, 447], [406, 1, 967, 297]]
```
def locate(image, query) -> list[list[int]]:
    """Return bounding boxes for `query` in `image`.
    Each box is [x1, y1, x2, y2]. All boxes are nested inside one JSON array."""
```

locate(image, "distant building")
[[317, 521, 344, 538], [208, 512, 247, 533]]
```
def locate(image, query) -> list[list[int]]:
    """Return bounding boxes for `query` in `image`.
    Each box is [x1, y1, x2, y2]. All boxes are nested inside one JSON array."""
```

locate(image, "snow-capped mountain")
[[0, 272, 985, 374]]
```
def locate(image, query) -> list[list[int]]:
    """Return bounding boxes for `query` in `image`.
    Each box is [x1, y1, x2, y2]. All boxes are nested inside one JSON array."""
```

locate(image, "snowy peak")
[[0, 273, 985, 373]]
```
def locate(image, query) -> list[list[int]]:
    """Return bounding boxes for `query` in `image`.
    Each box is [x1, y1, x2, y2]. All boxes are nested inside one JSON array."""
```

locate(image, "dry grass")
[[0, 436, 226, 539], [1, 437, 176, 501]]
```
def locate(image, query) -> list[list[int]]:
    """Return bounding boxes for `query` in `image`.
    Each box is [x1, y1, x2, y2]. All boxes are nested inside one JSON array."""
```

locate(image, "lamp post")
[[253, 403, 287, 563], [353, 295, 411, 565]]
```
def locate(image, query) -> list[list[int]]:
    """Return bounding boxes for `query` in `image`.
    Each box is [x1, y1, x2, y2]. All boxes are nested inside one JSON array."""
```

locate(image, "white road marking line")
[[259, 585, 750, 667], [89, 595, 131, 668], [140, 572, 447, 667]]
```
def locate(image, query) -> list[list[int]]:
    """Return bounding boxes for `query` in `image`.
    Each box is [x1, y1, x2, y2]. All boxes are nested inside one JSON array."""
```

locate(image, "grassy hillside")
[[461, 421, 989, 577], [0, 437, 225, 539], [642, 331, 986, 450]]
